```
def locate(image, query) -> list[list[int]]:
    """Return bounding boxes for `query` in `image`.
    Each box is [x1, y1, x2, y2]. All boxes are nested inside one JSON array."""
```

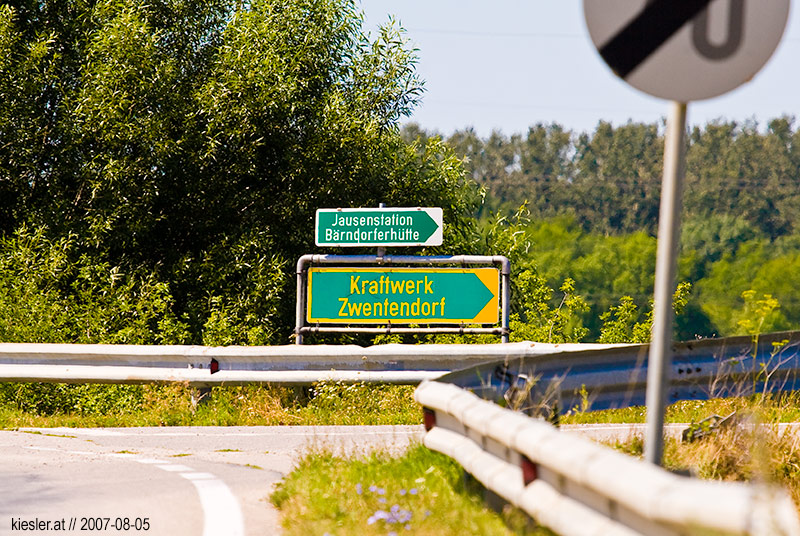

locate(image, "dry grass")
[[608, 397, 800, 512], [666, 420, 800, 508]]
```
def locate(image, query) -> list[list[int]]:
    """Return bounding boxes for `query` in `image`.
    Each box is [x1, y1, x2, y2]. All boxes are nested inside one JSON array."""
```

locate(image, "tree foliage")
[[401, 117, 800, 341], [411, 117, 800, 240], [3, 1, 799, 346], [0, 0, 478, 344], [0, 226, 188, 344]]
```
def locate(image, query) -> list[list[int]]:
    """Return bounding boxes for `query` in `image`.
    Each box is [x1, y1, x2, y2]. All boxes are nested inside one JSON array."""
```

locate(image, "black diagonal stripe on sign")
[[599, 0, 715, 79]]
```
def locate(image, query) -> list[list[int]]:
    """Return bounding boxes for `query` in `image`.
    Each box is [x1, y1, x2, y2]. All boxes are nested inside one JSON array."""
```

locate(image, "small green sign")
[[307, 267, 498, 324], [315, 207, 443, 247]]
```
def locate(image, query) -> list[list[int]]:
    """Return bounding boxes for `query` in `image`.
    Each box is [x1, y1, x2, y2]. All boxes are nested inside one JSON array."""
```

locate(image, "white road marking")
[[23, 427, 422, 438], [134, 457, 169, 464], [24, 445, 245, 536], [188, 474, 245, 536], [157, 464, 195, 472], [180, 472, 217, 480]]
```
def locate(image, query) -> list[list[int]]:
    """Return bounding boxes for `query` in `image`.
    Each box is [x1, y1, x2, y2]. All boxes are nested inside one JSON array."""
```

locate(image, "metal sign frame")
[[295, 254, 510, 345]]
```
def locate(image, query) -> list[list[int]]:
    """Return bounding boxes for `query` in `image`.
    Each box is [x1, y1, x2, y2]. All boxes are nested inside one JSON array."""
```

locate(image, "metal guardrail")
[[436, 331, 800, 419], [415, 380, 800, 536], [0, 341, 618, 386], [7, 334, 800, 534], [4, 331, 799, 402]]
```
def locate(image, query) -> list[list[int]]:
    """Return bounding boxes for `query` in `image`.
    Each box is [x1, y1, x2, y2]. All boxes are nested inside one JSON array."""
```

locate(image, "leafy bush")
[[0, 226, 188, 344], [598, 282, 692, 344], [0, 382, 145, 416]]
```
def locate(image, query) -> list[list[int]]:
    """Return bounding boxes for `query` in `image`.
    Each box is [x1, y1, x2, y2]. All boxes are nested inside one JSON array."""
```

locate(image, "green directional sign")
[[307, 267, 499, 324], [315, 207, 443, 247]]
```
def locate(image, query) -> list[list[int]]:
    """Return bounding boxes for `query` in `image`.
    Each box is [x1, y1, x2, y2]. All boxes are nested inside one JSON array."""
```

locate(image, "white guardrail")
[[415, 380, 800, 536], [0, 341, 616, 386]]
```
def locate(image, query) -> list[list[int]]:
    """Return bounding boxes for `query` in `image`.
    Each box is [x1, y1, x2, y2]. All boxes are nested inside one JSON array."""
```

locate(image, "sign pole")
[[644, 100, 687, 466], [584, 0, 789, 465], [377, 203, 386, 260]]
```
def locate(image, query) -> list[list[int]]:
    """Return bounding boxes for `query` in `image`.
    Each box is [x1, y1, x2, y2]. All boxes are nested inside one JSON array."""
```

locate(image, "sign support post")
[[376, 203, 387, 260], [644, 101, 687, 466]]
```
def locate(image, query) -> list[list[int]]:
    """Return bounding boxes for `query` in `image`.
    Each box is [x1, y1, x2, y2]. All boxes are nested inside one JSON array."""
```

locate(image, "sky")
[[359, 1, 800, 137]]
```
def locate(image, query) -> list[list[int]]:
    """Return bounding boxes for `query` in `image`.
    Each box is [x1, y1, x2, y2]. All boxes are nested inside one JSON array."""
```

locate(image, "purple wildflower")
[[397, 510, 412, 523], [368, 506, 413, 526], [356, 483, 363, 495], [408, 488, 418, 495], [367, 509, 391, 525]]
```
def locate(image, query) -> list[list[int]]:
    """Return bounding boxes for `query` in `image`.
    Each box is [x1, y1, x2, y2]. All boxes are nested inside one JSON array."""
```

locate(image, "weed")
[[608, 396, 800, 511], [611, 435, 644, 458], [0, 382, 422, 428], [299, 381, 419, 425]]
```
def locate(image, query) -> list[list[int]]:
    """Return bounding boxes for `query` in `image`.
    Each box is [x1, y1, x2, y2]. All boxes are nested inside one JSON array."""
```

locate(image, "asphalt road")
[[4, 422, 742, 535], [0, 425, 425, 536]]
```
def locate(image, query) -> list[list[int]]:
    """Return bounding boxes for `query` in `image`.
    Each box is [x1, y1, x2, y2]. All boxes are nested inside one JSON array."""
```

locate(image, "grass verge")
[[561, 392, 800, 425], [0, 381, 421, 428], [8, 381, 800, 430], [270, 443, 553, 535]]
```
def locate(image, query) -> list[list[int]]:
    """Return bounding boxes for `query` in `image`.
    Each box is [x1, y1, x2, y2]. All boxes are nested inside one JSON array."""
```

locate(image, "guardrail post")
[[190, 386, 212, 408]]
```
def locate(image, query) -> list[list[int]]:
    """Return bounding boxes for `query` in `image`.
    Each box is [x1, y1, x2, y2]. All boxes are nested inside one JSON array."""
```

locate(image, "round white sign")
[[584, 0, 790, 101]]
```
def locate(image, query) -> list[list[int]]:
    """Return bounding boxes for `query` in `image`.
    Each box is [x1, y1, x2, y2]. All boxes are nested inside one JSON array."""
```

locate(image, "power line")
[[405, 27, 800, 43], [407, 28, 584, 39], [422, 98, 666, 117]]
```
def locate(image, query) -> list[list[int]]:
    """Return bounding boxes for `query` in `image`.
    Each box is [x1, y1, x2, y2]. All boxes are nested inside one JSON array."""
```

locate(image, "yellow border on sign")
[[307, 267, 499, 324], [473, 268, 500, 324]]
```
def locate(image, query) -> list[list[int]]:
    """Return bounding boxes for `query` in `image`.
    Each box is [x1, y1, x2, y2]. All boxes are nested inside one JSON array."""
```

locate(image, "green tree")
[[694, 238, 800, 336], [685, 118, 800, 239], [0, 0, 478, 344], [571, 121, 662, 235], [510, 274, 588, 343]]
